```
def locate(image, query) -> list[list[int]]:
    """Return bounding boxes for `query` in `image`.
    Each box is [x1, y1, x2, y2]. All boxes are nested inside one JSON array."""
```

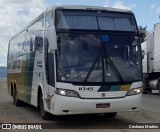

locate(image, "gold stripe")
[[120, 85, 131, 91]]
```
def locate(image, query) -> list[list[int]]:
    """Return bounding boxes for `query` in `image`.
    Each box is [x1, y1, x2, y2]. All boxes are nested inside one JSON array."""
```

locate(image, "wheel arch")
[[11, 81, 17, 96]]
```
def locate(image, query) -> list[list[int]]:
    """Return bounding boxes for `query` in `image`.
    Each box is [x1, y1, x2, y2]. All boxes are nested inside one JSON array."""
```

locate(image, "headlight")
[[126, 87, 142, 96], [56, 88, 79, 97]]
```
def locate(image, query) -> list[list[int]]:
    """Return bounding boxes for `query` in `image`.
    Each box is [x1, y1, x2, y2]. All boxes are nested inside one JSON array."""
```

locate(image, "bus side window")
[[34, 17, 44, 51], [9, 40, 14, 58], [22, 41, 30, 54], [45, 11, 53, 28], [34, 36, 43, 50], [30, 38, 33, 51], [29, 26, 34, 52]]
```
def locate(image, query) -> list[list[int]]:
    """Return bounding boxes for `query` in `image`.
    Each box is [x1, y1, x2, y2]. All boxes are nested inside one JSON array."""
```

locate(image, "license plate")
[[96, 103, 110, 108]]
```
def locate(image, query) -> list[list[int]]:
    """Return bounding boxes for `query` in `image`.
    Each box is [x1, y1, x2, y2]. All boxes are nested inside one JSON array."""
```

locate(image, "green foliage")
[[139, 25, 147, 43]]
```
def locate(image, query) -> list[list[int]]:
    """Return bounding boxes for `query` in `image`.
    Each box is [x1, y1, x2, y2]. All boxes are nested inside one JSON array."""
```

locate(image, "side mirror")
[[46, 26, 57, 50]]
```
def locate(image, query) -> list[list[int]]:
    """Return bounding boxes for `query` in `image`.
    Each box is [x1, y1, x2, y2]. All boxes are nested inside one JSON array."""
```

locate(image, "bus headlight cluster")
[[56, 88, 79, 97], [126, 88, 142, 96]]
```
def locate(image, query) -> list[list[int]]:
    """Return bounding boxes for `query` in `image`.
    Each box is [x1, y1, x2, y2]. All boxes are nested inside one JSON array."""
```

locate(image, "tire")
[[142, 86, 147, 94], [142, 80, 148, 94], [104, 112, 117, 118], [142, 84, 152, 94], [158, 82, 160, 96], [13, 88, 21, 107], [39, 92, 51, 120]]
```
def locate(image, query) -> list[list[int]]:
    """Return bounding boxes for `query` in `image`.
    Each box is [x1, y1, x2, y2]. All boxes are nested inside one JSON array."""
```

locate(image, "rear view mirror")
[[46, 27, 57, 50]]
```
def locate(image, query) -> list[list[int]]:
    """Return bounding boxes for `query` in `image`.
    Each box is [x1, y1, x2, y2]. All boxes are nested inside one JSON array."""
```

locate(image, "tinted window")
[[56, 10, 137, 32], [98, 17, 134, 31], [34, 36, 43, 50], [9, 32, 25, 58], [45, 12, 54, 28], [57, 15, 98, 30], [34, 17, 44, 50]]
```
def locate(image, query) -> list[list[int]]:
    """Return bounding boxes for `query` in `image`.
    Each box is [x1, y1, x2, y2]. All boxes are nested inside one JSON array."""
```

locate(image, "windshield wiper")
[[83, 54, 100, 83], [103, 47, 124, 82], [84, 44, 124, 83]]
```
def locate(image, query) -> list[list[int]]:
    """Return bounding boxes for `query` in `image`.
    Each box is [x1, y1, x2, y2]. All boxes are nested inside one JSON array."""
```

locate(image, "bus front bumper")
[[51, 94, 142, 115]]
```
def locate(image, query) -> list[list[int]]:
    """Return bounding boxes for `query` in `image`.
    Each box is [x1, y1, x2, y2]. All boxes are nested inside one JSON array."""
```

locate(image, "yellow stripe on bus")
[[120, 85, 131, 91]]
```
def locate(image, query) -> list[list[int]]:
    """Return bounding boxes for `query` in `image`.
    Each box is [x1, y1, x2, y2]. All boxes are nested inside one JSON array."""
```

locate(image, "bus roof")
[[48, 5, 132, 13], [10, 5, 133, 40]]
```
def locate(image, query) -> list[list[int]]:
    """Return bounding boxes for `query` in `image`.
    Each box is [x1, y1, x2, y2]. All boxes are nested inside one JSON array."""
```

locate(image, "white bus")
[[7, 5, 142, 120]]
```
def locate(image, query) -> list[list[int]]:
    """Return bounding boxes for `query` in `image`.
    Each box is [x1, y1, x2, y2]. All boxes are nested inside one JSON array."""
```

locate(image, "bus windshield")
[[56, 10, 137, 32], [56, 10, 141, 84]]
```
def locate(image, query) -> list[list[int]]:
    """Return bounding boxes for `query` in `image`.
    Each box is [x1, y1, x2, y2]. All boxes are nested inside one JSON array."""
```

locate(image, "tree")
[[139, 25, 147, 43]]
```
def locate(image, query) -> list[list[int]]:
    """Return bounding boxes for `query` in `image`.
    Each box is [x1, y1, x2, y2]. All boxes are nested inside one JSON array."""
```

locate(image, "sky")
[[0, 0, 160, 66]]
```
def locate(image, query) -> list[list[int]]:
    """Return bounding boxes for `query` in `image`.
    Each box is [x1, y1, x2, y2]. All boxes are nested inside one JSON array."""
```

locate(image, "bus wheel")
[[39, 93, 51, 120], [158, 82, 160, 96], [13, 88, 21, 106], [104, 112, 117, 118], [142, 86, 147, 94]]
